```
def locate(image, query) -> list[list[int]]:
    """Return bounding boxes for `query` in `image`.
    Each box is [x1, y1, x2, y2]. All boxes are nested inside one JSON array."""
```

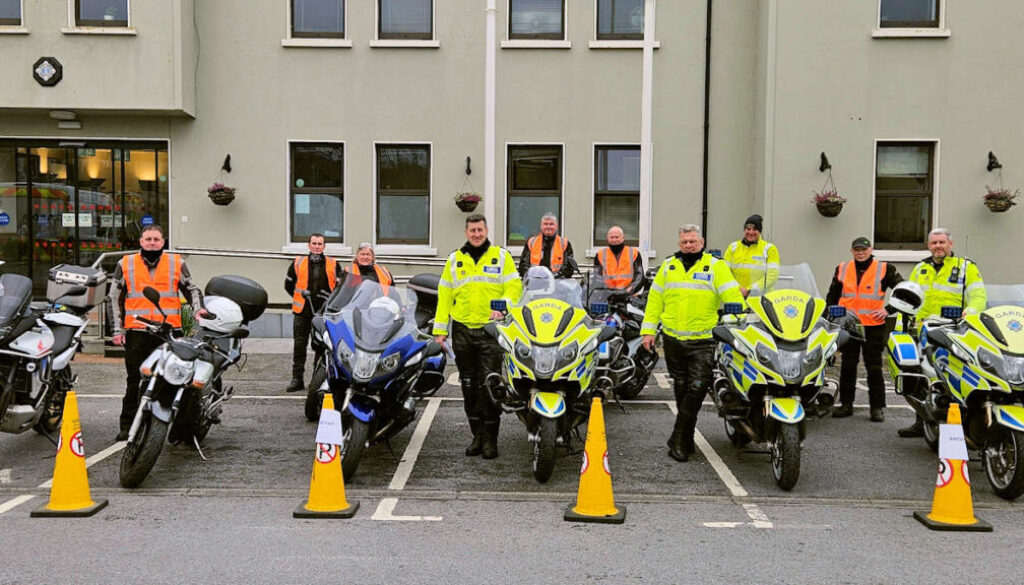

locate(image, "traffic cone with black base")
[[565, 397, 625, 524], [31, 391, 108, 517], [294, 393, 359, 519], [914, 404, 992, 532]]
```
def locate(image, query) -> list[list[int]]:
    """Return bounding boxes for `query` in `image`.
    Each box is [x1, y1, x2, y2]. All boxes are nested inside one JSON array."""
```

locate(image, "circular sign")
[[70, 431, 85, 458], [159, 175, 167, 183], [603, 450, 611, 475], [33, 57, 63, 87], [0, 212, 9, 226], [579, 451, 589, 475], [936, 459, 953, 487], [316, 442, 338, 464], [295, 179, 305, 188], [140, 214, 154, 227], [961, 460, 970, 486]]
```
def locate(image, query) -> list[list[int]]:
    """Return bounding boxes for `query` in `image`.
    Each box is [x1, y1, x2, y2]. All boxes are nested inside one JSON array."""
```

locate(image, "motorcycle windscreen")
[[519, 266, 584, 309], [341, 280, 420, 350], [0, 273, 33, 329]]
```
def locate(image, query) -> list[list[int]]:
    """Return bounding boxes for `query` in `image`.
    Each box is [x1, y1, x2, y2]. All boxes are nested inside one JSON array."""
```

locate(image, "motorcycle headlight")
[[533, 346, 559, 375], [1004, 355, 1024, 385], [978, 347, 999, 372], [352, 349, 380, 381], [321, 330, 333, 349], [337, 340, 354, 361], [162, 353, 195, 386], [380, 352, 401, 373], [776, 349, 802, 380], [405, 350, 423, 367], [559, 342, 579, 362], [803, 346, 822, 367], [950, 341, 971, 362], [756, 344, 776, 366], [515, 340, 531, 360]]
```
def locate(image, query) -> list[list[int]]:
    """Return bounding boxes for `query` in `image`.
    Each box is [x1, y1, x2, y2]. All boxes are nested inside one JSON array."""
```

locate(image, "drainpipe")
[[485, 0, 497, 230], [639, 0, 656, 255], [701, 0, 712, 237]]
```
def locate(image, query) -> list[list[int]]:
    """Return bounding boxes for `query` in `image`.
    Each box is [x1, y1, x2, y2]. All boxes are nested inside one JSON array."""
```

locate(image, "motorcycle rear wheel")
[[771, 423, 801, 491], [304, 364, 328, 422], [119, 415, 169, 488], [984, 427, 1024, 501], [341, 418, 370, 483], [533, 417, 558, 483], [923, 420, 940, 453]]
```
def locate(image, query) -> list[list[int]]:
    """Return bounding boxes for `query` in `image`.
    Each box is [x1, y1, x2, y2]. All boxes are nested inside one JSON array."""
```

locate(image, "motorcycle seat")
[[48, 323, 78, 355], [198, 335, 235, 369]]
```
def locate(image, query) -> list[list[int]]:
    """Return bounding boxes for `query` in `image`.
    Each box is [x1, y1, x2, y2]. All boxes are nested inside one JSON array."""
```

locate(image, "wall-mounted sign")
[[33, 57, 63, 87], [140, 214, 154, 226], [0, 212, 10, 226]]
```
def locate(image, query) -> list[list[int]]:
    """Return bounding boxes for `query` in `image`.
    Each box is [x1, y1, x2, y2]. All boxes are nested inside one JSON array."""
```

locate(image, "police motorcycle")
[[710, 282, 855, 490], [886, 281, 1024, 500], [304, 279, 446, 482], [0, 265, 106, 437], [484, 267, 617, 483], [118, 275, 267, 488]]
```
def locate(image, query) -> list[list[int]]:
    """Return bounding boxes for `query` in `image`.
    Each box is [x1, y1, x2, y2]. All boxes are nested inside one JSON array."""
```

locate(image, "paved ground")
[[1, 346, 1021, 583]]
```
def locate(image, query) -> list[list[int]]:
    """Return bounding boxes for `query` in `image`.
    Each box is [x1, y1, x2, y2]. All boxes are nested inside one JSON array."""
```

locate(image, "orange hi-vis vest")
[[598, 245, 639, 289], [122, 252, 183, 329], [292, 256, 339, 314], [838, 259, 888, 326], [348, 262, 392, 296], [528, 235, 567, 273]]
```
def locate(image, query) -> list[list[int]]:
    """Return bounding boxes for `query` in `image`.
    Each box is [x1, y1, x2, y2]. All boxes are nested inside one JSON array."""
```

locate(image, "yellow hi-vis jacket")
[[910, 255, 986, 320], [641, 252, 744, 341], [723, 238, 780, 292], [433, 245, 523, 335]]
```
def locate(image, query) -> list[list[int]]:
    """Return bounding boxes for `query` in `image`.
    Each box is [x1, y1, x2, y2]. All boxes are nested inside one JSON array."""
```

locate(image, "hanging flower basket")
[[983, 186, 1018, 213], [207, 182, 236, 206], [812, 188, 846, 218], [454, 191, 481, 212]]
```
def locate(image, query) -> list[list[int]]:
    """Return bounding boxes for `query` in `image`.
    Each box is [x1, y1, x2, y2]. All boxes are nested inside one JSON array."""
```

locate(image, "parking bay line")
[[371, 396, 443, 522], [0, 440, 125, 515]]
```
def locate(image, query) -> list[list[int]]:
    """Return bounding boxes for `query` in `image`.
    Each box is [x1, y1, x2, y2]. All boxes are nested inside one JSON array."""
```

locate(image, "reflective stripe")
[[651, 282, 664, 293], [452, 275, 504, 287], [730, 262, 766, 270], [932, 283, 965, 294], [965, 282, 985, 293], [765, 263, 780, 269], [664, 281, 713, 292], [640, 321, 658, 331], [716, 281, 739, 294], [664, 325, 711, 338], [126, 308, 181, 316], [433, 321, 449, 333]]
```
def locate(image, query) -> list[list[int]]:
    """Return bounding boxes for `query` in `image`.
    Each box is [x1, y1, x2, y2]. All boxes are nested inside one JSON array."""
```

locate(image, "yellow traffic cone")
[[913, 404, 992, 531], [31, 391, 108, 517], [565, 397, 626, 524], [294, 393, 359, 518]]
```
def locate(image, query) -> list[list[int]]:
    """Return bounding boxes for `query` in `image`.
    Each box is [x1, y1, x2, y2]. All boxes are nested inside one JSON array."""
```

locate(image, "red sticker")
[[961, 460, 970, 486], [580, 451, 589, 475], [603, 450, 611, 475], [315, 443, 338, 464], [936, 459, 953, 487], [69, 431, 85, 458]]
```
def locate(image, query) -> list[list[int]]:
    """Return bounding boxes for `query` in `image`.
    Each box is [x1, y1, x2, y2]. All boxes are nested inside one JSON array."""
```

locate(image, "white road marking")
[[0, 495, 35, 515], [447, 372, 461, 386], [370, 397, 443, 522], [371, 497, 442, 522], [0, 440, 125, 514], [654, 373, 671, 388]]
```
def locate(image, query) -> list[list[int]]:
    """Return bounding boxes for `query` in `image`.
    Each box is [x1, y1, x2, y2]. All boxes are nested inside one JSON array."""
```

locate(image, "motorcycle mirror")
[[302, 290, 311, 299], [708, 248, 723, 259], [597, 326, 617, 343], [941, 306, 963, 320], [590, 302, 609, 315], [142, 286, 162, 308], [828, 305, 847, 318], [490, 299, 507, 313], [722, 302, 744, 315], [712, 325, 733, 345]]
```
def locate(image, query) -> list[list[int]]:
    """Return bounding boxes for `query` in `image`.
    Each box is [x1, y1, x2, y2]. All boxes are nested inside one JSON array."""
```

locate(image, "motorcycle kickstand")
[[609, 393, 629, 414], [42, 429, 58, 448], [385, 439, 401, 463], [193, 436, 210, 461]]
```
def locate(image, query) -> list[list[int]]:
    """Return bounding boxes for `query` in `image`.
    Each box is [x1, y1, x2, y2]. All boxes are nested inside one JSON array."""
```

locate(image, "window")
[[880, 0, 939, 28], [376, 144, 430, 245], [378, 0, 432, 40], [0, 0, 21, 26], [597, 0, 644, 40], [509, 0, 564, 40], [508, 145, 562, 244], [594, 146, 640, 246], [290, 143, 344, 243], [875, 142, 934, 249], [292, 0, 344, 38], [76, 0, 128, 27]]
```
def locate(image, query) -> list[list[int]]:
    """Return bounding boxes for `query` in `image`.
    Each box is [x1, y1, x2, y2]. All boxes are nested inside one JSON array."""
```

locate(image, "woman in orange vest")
[[284, 233, 344, 393], [825, 236, 903, 422], [344, 243, 394, 293], [594, 226, 646, 293]]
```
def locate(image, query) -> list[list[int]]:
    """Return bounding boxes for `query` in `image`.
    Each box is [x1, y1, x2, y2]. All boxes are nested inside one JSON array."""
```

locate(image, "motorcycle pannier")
[[204, 275, 268, 324], [47, 264, 109, 309]]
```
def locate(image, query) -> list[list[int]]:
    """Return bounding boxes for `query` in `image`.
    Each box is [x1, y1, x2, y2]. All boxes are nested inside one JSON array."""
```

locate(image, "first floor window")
[[880, 0, 940, 28], [594, 146, 640, 246], [597, 0, 644, 40], [76, 0, 128, 27], [0, 0, 21, 26], [292, 0, 344, 38], [508, 145, 562, 244], [379, 0, 432, 40], [509, 0, 564, 40], [377, 144, 430, 244], [290, 143, 344, 243], [875, 142, 934, 249]]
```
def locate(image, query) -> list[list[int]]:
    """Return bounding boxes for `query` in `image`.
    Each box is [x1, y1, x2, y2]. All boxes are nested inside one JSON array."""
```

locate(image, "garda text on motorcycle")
[[118, 275, 267, 488], [483, 267, 617, 483]]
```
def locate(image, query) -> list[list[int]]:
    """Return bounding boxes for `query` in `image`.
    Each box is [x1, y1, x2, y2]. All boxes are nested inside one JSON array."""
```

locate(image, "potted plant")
[[983, 185, 1018, 213], [454, 191, 481, 212], [812, 188, 847, 218], [207, 182, 236, 206]]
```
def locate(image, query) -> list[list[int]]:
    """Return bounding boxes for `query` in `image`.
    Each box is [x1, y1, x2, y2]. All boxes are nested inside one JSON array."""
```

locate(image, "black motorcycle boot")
[[285, 376, 304, 393], [667, 431, 689, 462], [481, 420, 500, 459], [898, 416, 924, 438], [465, 417, 483, 457]]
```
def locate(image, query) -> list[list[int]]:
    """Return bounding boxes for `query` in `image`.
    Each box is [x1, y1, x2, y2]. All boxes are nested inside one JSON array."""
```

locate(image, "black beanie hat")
[[744, 214, 763, 232]]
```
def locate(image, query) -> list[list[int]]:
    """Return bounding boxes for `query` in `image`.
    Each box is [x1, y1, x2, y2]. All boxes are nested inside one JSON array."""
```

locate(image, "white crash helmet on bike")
[[524, 266, 556, 295], [887, 281, 924, 317], [197, 296, 244, 333], [367, 296, 401, 321]]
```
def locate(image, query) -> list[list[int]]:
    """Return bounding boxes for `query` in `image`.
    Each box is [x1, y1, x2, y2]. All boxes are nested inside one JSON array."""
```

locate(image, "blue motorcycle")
[[305, 280, 445, 481]]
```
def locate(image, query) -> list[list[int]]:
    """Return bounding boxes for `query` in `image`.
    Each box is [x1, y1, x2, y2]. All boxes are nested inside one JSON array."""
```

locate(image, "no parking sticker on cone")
[[316, 443, 338, 465]]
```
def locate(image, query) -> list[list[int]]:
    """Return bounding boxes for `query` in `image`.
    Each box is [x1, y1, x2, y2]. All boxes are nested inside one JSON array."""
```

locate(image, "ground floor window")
[[507, 145, 562, 245], [594, 145, 640, 246], [290, 142, 344, 244], [376, 143, 430, 245], [875, 141, 934, 249]]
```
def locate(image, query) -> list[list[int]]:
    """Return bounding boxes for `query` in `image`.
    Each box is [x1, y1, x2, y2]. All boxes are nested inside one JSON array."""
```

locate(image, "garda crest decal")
[[540, 312, 554, 323], [783, 304, 799, 319], [1009, 320, 1023, 333]]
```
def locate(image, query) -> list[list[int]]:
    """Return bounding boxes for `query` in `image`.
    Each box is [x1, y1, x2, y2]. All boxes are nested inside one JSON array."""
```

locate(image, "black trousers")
[[663, 336, 716, 439], [838, 323, 888, 409], [451, 321, 503, 437], [291, 309, 323, 380], [120, 329, 166, 432]]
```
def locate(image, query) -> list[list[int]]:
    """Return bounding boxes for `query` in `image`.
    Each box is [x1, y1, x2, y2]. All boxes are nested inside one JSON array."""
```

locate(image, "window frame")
[[508, 0, 566, 41], [592, 144, 641, 247], [872, 140, 938, 251], [505, 143, 565, 246], [0, 0, 22, 26], [595, 0, 643, 41], [290, 0, 345, 39], [288, 140, 346, 245], [74, 0, 129, 28], [878, 0, 941, 29], [377, 0, 433, 41], [374, 142, 432, 246]]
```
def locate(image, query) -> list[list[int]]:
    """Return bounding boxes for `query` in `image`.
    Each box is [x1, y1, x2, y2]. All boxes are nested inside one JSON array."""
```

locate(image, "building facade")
[[1, 0, 1021, 306]]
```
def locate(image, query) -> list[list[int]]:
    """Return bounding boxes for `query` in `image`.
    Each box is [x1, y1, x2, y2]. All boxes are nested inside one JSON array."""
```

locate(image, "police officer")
[[898, 227, 986, 438], [518, 212, 576, 278], [825, 237, 903, 422], [594, 226, 645, 293], [109, 225, 205, 441], [723, 214, 780, 297], [642, 225, 744, 462], [284, 233, 344, 393], [434, 214, 522, 459]]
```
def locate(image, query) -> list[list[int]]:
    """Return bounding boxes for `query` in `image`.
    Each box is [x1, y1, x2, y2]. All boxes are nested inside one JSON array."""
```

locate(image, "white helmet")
[[524, 266, 556, 295], [197, 296, 244, 333], [887, 281, 924, 317], [367, 296, 401, 321]]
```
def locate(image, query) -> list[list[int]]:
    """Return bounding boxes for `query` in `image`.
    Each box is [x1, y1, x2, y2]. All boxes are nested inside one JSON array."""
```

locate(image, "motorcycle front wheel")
[[33, 369, 70, 435], [984, 427, 1024, 500], [341, 418, 370, 483], [771, 422, 801, 491], [533, 417, 558, 483], [304, 364, 328, 423], [615, 374, 649, 400], [119, 414, 169, 488]]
